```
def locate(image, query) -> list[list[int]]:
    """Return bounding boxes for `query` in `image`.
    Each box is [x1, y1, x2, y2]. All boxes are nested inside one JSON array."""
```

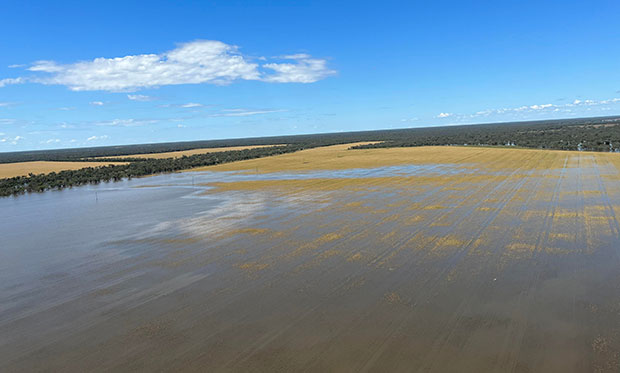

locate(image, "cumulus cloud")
[[476, 98, 620, 117], [441, 96, 620, 122], [181, 102, 203, 108], [0, 135, 24, 145], [262, 54, 336, 83], [437, 112, 453, 118], [94, 118, 158, 127], [528, 104, 553, 110], [159, 102, 209, 108], [87, 135, 109, 141], [210, 109, 287, 117], [5, 40, 334, 92], [0, 77, 24, 87], [127, 94, 155, 101]]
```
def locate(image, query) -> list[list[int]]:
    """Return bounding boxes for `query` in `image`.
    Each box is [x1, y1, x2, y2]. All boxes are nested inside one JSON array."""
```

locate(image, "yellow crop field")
[[0, 160, 126, 178], [197, 142, 616, 173]]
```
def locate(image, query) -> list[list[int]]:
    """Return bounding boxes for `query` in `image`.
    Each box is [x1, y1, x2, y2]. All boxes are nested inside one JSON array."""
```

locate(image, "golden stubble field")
[[2, 144, 620, 372], [0, 160, 127, 178], [0, 145, 282, 179], [96, 144, 284, 159]]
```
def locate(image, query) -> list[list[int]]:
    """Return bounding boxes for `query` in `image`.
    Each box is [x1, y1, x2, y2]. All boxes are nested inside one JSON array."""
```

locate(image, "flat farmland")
[[0, 160, 127, 178], [96, 144, 284, 159], [2, 144, 620, 371]]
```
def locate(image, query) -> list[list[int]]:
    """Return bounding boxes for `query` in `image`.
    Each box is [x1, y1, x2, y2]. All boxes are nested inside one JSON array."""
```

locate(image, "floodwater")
[[2, 151, 620, 371]]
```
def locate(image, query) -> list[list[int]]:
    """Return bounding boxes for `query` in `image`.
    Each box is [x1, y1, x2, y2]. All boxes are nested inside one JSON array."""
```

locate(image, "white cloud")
[[599, 98, 620, 104], [529, 104, 553, 110], [2, 135, 25, 145], [262, 54, 336, 83], [437, 112, 452, 118], [2, 40, 334, 91], [43, 138, 60, 144], [87, 135, 109, 141], [0, 135, 22, 144], [127, 94, 155, 101], [90, 101, 104, 106], [210, 109, 287, 117], [444, 96, 620, 121], [159, 102, 211, 108], [0, 102, 14, 107], [180, 102, 203, 108], [27, 40, 260, 91], [0, 77, 24, 87], [95, 118, 158, 127], [177, 124, 187, 128]]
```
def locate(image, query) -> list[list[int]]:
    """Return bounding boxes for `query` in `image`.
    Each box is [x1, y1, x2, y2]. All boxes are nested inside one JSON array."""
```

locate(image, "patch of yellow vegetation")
[[347, 252, 363, 262], [318, 249, 340, 259], [442, 236, 465, 247], [423, 204, 447, 210], [548, 232, 573, 241], [506, 242, 536, 252], [227, 228, 271, 236], [316, 232, 342, 244], [237, 262, 270, 271]]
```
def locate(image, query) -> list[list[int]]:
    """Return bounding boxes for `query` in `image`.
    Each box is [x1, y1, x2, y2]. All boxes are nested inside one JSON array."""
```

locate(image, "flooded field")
[[2, 144, 620, 371]]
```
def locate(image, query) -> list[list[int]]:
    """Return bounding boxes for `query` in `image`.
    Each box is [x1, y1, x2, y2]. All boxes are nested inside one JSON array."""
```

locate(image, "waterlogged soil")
[[2, 145, 620, 372]]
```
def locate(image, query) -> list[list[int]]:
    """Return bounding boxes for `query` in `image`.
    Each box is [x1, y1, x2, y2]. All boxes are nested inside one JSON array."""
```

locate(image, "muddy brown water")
[[1, 158, 620, 372]]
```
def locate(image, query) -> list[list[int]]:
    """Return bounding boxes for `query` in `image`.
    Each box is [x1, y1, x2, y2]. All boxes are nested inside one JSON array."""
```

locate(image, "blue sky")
[[1, 0, 619, 151]]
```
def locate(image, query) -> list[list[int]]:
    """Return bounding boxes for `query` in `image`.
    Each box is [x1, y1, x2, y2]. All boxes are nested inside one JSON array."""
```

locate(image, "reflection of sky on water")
[[172, 163, 481, 187]]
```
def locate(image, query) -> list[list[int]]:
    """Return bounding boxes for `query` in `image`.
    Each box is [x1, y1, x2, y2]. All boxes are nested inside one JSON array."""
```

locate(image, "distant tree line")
[[3, 115, 619, 164], [351, 116, 620, 152]]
